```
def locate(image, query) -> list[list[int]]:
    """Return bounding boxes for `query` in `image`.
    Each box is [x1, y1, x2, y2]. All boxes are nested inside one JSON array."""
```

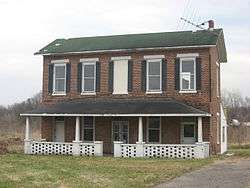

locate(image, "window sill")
[[112, 92, 129, 95], [81, 92, 96, 96], [146, 91, 162, 94], [179, 90, 197, 94], [52, 93, 66, 96]]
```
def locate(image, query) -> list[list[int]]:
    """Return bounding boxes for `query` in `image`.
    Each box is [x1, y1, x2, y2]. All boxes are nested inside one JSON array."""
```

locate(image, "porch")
[[21, 99, 211, 159]]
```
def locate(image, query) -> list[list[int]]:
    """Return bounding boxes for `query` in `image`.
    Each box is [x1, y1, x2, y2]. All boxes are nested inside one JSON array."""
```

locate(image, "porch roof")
[[20, 99, 210, 117]]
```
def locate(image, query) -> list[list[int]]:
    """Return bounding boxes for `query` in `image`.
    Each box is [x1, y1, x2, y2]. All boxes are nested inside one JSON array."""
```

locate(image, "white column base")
[[195, 142, 206, 159], [114, 141, 123, 157], [136, 142, 145, 157], [72, 141, 82, 156], [24, 139, 32, 154], [94, 141, 103, 156]]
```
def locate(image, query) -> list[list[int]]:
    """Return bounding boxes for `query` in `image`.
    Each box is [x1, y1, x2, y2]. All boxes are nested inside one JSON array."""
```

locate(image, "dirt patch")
[[0, 142, 8, 154]]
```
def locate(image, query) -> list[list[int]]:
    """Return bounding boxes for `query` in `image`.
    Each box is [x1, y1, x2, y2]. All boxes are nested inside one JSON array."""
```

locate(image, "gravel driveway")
[[155, 158, 250, 188]]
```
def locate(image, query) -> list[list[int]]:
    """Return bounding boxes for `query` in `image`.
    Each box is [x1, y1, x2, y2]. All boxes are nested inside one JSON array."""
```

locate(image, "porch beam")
[[138, 117, 143, 143], [74, 116, 81, 142], [25, 117, 31, 140], [198, 117, 203, 143]]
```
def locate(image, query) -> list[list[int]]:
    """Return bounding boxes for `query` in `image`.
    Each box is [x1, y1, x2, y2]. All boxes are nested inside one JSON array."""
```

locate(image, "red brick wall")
[[42, 48, 211, 111], [40, 47, 220, 154]]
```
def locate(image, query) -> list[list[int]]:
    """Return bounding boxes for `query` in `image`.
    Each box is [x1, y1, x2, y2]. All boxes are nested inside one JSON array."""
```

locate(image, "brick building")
[[21, 22, 228, 158]]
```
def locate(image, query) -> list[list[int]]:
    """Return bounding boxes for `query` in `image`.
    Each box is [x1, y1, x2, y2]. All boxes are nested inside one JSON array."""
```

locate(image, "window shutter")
[[48, 64, 54, 94], [77, 63, 82, 93], [175, 58, 180, 90], [162, 58, 167, 91], [108, 61, 114, 92], [66, 63, 71, 93], [196, 57, 202, 90], [128, 60, 133, 92], [95, 61, 101, 92], [141, 60, 146, 91]]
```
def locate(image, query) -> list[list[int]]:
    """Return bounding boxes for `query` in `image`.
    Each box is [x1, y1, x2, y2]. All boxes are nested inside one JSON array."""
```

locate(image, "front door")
[[181, 123, 196, 144], [54, 119, 65, 142], [112, 121, 129, 143]]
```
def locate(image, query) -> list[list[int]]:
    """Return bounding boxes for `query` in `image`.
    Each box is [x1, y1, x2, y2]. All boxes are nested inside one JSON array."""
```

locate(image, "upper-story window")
[[146, 59, 162, 92], [82, 62, 96, 93], [180, 58, 196, 91], [53, 63, 66, 94]]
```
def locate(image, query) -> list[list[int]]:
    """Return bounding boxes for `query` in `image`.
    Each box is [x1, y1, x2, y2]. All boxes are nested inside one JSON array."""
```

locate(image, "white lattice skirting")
[[114, 142, 209, 159], [24, 140, 103, 156]]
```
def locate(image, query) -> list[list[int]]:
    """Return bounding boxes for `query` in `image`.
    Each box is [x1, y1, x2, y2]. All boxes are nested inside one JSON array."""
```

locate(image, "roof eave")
[[34, 44, 216, 56], [20, 113, 211, 117]]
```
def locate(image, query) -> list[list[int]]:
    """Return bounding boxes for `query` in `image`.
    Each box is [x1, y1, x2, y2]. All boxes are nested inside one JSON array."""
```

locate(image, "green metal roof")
[[35, 29, 227, 62]]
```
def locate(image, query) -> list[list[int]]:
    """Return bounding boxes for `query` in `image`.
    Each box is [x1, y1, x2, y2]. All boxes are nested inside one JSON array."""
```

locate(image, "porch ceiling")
[[20, 99, 210, 117]]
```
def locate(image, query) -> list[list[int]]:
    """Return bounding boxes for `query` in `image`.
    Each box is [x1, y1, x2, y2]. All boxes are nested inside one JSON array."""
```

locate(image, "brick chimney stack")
[[208, 20, 214, 30]]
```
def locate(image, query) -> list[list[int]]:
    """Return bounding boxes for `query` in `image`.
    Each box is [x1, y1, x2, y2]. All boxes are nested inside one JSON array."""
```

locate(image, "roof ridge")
[[62, 28, 223, 41]]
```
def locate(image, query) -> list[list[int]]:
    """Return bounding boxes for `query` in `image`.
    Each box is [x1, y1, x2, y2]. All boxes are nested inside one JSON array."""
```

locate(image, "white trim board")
[[20, 113, 211, 117], [177, 53, 199, 58], [51, 59, 69, 63], [80, 58, 99, 62], [144, 55, 165, 59], [111, 56, 131, 61]]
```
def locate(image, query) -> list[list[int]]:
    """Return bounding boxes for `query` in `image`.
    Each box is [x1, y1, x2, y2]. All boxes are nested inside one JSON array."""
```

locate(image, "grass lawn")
[[0, 154, 213, 188], [228, 144, 250, 157]]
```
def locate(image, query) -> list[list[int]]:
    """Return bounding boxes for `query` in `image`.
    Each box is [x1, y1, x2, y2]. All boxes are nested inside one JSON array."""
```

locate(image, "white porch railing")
[[24, 140, 103, 156], [114, 142, 209, 159]]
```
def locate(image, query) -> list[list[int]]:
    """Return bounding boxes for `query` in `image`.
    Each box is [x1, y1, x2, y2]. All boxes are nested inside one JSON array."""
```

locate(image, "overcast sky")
[[0, 0, 249, 106]]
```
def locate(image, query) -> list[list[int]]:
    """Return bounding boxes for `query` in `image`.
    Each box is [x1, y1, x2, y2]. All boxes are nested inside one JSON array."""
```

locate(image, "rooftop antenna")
[[180, 17, 219, 36]]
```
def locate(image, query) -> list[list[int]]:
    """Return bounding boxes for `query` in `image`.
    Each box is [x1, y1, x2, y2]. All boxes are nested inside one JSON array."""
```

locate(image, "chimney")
[[208, 20, 214, 30]]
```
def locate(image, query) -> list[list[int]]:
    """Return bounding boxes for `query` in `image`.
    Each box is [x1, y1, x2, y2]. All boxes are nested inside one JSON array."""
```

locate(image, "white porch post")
[[198, 117, 203, 143], [25, 117, 30, 140], [138, 116, 143, 143], [75, 116, 80, 142], [73, 116, 81, 156], [136, 116, 144, 157], [24, 117, 32, 154]]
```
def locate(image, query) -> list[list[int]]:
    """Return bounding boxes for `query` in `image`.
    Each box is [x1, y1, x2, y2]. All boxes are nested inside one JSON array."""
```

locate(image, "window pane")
[[149, 117, 160, 129], [84, 64, 95, 77], [190, 75, 195, 89], [182, 60, 194, 73], [181, 74, 190, 90], [84, 129, 93, 141], [84, 78, 95, 91], [121, 133, 128, 143], [55, 66, 65, 78], [55, 79, 65, 92], [184, 124, 194, 137], [148, 130, 160, 142], [84, 117, 93, 125], [148, 61, 160, 75], [83, 117, 94, 141], [113, 132, 119, 141], [148, 76, 160, 90]]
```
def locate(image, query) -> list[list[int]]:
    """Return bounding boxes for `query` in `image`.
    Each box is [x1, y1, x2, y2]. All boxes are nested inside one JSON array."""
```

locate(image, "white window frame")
[[81, 62, 96, 95], [147, 117, 161, 143], [216, 62, 220, 98], [82, 117, 95, 142], [179, 57, 196, 92], [53, 63, 66, 95], [111, 121, 129, 144], [180, 117, 196, 144], [217, 114, 220, 144], [146, 59, 162, 93]]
